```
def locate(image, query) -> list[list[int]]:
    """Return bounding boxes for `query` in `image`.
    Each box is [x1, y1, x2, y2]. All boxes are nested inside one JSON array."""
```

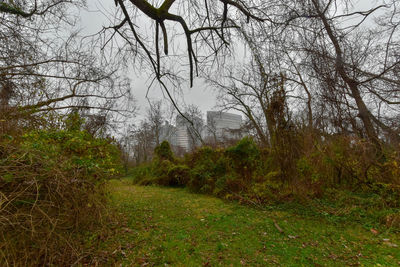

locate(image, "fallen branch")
[[273, 220, 284, 234]]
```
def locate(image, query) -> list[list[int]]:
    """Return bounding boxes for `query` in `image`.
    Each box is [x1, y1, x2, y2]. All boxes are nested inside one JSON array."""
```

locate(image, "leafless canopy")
[[0, 0, 134, 132], [206, 0, 400, 147], [105, 0, 268, 88]]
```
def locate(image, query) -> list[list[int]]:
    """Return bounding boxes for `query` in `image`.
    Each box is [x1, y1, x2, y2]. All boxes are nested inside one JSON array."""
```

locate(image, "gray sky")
[[76, 0, 379, 122], [77, 1, 232, 121]]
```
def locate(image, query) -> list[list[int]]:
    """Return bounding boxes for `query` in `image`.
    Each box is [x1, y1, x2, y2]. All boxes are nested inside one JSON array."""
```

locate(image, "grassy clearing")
[[104, 179, 399, 266]]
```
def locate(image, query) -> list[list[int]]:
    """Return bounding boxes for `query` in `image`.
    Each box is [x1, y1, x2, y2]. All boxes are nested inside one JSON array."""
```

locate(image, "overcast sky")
[[76, 0, 378, 122], [76, 1, 236, 121]]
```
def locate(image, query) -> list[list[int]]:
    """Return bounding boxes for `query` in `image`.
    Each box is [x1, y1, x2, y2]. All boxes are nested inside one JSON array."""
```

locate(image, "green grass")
[[105, 179, 400, 266]]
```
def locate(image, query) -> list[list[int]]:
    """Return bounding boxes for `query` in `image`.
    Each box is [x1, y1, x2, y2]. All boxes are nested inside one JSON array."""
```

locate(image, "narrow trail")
[[107, 180, 400, 266]]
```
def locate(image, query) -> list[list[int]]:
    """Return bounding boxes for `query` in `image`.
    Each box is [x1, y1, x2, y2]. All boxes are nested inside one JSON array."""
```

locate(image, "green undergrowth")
[[129, 139, 400, 232], [104, 179, 400, 266], [0, 112, 123, 266], [262, 190, 400, 234]]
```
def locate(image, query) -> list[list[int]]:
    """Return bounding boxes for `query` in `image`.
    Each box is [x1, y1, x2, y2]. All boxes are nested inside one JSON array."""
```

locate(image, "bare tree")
[[210, 1, 399, 148], [130, 120, 155, 164], [208, 27, 293, 147], [88, 0, 400, 150], [129, 99, 179, 163], [184, 104, 204, 150], [146, 100, 164, 146], [280, 0, 400, 147], [0, 0, 134, 135]]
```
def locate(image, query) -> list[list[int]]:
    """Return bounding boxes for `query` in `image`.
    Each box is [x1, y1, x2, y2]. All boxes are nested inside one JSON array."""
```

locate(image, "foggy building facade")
[[176, 113, 204, 151], [206, 111, 242, 143], [157, 111, 243, 152]]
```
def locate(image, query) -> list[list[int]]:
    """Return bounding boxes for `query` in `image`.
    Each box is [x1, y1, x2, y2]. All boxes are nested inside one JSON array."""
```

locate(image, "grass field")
[[104, 179, 400, 266]]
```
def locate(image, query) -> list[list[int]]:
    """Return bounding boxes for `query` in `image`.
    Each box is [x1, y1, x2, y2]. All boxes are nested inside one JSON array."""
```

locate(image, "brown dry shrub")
[[0, 127, 122, 266], [384, 213, 400, 229]]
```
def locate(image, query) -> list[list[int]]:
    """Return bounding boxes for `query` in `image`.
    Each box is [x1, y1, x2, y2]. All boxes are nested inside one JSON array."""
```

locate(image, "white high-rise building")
[[206, 111, 242, 141], [176, 114, 203, 151], [176, 126, 190, 150], [158, 111, 242, 152]]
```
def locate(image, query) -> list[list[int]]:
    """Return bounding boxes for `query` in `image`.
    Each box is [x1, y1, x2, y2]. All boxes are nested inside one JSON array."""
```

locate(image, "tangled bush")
[[295, 136, 400, 190], [225, 137, 260, 181], [187, 147, 226, 193], [130, 135, 400, 230], [0, 128, 122, 266], [154, 140, 174, 161]]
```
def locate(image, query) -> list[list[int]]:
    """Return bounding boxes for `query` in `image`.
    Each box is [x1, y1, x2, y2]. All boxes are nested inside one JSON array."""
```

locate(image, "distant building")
[[176, 126, 190, 151], [158, 111, 243, 152], [206, 111, 242, 142], [176, 113, 203, 151]]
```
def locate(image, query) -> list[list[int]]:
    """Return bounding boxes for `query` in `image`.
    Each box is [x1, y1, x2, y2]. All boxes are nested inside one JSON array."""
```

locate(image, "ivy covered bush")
[[129, 136, 400, 230], [0, 121, 122, 265], [20, 129, 122, 179]]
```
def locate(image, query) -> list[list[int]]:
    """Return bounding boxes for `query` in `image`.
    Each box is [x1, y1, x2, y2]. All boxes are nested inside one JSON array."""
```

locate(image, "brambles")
[[0, 122, 122, 266], [225, 137, 260, 181], [154, 140, 174, 161], [129, 135, 400, 230]]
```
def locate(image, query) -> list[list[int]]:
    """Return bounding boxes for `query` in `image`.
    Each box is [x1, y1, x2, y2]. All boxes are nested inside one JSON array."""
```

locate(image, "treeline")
[[131, 136, 400, 230], [105, 0, 400, 153]]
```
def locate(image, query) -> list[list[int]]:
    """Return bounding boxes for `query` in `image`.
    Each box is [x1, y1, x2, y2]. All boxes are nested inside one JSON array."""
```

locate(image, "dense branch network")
[[0, 0, 79, 17], [112, 0, 266, 87], [0, 0, 134, 124]]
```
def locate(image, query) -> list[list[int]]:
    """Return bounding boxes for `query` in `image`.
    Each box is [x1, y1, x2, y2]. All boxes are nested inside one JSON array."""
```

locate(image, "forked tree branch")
[[113, 0, 266, 87]]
